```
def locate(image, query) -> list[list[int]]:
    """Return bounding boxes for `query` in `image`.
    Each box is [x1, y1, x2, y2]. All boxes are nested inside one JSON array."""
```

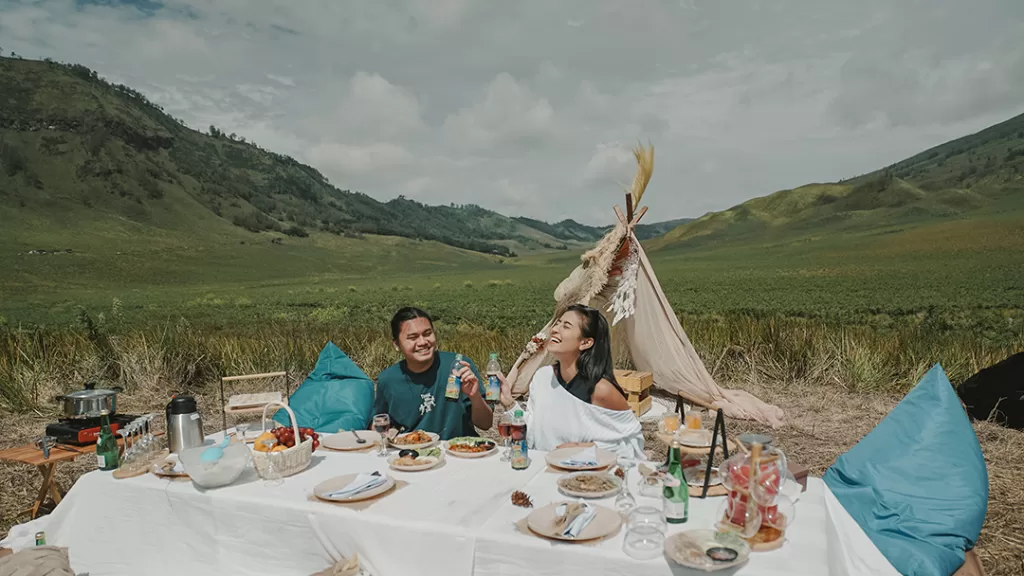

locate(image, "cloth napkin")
[[560, 446, 598, 467], [555, 502, 596, 538], [325, 473, 388, 499]]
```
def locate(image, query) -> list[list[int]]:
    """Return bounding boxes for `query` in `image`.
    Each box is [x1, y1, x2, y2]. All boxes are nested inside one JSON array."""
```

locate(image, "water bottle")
[[485, 352, 501, 402], [445, 353, 464, 400]]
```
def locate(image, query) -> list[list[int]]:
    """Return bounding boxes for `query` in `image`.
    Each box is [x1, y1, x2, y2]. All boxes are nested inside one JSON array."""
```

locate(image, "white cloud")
[[1, 0, 1022, 223], [441, 73, 556, 150]]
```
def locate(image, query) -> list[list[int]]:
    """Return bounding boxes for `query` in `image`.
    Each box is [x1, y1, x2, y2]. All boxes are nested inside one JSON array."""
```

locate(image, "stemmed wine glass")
[[614, 457, 638, 517], [372, 414, 390, 457], [497, 415, 513, 461], [119, 426, 133, 467]]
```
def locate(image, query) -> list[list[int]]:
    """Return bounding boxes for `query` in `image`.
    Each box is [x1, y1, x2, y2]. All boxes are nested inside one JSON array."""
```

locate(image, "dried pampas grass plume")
[[629, 143, 654, 208]]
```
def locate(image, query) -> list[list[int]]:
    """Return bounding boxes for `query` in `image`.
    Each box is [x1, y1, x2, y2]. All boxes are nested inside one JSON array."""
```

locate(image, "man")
[[373, 307, 493, 439]]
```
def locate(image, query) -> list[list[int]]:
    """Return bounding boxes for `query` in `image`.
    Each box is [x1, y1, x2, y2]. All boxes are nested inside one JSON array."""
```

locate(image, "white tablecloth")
[[2, 434, 835, 576]]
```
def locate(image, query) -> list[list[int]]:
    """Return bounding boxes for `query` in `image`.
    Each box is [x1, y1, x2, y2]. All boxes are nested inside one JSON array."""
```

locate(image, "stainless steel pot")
[[57, 382, 122, 418]]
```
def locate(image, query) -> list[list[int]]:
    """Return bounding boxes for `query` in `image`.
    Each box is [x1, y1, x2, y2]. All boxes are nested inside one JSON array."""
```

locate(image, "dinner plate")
[[674, 429, 713, 448], [387, 453, 443, 472], [526, 502, 622, 542], [556, 472, 622, 499], [544, 446, 618, 471], [322, 430, 380, 451], [388, 431, 439, 451], [313, 473, 396, 503], [664, 529, 750, 572], [444, 437, 497, 459]]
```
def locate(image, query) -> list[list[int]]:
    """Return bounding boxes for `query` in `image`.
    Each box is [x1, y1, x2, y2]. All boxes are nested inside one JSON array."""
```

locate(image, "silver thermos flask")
[[165, 395, 204, 454]]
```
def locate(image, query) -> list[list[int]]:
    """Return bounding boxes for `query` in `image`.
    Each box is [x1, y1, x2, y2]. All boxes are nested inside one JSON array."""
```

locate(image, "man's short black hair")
[[390, 307, 433, 340]]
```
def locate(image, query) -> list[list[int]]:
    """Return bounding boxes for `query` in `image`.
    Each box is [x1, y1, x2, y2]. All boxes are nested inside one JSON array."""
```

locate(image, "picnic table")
[[1, 431, 834, 576], [0, 442, 90, 520]]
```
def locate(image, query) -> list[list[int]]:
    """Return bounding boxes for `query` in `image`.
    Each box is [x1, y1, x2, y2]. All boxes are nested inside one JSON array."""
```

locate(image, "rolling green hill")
[[652, 112, 1024, 251], [0, 56, 656, 257]]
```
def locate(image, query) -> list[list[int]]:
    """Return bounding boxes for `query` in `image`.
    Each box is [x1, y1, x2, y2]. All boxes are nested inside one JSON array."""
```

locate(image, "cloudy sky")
[[2, 0, 1023, 224]]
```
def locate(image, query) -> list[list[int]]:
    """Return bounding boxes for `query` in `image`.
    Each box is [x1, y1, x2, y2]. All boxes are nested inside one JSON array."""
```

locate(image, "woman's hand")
[[496, 371, 515, 408]]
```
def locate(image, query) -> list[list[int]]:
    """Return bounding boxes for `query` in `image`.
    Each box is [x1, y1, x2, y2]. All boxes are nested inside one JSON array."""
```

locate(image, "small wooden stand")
[[694, 408, 730, 498]]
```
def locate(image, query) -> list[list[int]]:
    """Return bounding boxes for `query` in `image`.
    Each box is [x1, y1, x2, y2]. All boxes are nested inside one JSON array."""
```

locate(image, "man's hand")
[[457, 361, 480, 399]]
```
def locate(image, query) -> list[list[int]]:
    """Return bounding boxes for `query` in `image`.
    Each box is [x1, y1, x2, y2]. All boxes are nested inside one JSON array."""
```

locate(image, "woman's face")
[[547, 311, 593, 356]]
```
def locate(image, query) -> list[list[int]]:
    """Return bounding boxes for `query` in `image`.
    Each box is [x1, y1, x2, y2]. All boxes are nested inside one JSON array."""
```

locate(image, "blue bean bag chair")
[[274, 342, 374, 433], [824, 364, 988, 576]]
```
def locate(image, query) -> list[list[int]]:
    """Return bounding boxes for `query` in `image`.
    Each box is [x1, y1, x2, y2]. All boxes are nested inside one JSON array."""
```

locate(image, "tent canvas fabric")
[[508, 145, 785, 427], [274, 342, 374, 433]]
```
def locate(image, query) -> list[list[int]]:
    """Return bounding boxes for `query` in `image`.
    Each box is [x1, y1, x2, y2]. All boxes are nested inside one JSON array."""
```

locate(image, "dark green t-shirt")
[[373, 351, 481, 440]]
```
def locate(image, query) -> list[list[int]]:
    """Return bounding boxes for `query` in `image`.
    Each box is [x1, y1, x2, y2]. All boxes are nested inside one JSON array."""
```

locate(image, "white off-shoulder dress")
[[524, 365, 645, 460]]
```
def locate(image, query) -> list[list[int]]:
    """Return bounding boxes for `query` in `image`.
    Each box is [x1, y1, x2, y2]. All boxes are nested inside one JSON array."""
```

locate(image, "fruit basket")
[[251, 401, 313, 479]]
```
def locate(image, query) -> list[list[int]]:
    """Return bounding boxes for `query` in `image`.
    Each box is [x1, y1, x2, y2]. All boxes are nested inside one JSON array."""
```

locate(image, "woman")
[[499, 304, 645, 459]]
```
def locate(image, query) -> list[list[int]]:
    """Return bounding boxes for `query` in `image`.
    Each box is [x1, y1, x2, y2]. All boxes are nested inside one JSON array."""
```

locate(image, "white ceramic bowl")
[[178, 443, 251, 489]]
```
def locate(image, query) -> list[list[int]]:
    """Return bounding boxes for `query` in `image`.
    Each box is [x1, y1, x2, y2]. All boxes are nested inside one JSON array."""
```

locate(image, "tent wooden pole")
[[631, 206, 648, 226], [613, 205, 628, 225], [624, 193, 634, 223]]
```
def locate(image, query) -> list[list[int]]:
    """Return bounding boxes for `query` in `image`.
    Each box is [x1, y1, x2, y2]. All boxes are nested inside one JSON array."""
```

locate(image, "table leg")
[[30, 463, 57, 519]]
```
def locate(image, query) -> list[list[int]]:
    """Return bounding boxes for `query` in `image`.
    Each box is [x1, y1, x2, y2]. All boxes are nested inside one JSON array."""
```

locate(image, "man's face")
[[395, 317, 437, 364]]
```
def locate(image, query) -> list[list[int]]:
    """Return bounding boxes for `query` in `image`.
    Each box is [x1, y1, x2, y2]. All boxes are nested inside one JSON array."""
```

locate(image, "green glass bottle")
[[663, 439, 689, 524], [95, 411, 120, 471]]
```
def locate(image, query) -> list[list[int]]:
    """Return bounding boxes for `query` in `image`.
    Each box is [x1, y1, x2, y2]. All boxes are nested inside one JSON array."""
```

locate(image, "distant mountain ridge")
[[0, 55, 683, 257], [653, 111, 1024, 250]]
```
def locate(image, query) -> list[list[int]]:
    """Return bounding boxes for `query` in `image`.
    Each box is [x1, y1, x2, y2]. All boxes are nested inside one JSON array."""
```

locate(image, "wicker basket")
[[251, 401, 312, 479]]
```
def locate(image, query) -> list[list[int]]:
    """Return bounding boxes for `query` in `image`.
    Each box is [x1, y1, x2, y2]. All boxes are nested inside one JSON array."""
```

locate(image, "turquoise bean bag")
[[824, 364, 988, 576], [274, 342, 374, 433]]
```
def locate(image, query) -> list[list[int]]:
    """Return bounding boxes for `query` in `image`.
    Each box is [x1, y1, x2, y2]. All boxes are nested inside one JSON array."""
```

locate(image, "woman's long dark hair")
[[567, 304, 627, 399]]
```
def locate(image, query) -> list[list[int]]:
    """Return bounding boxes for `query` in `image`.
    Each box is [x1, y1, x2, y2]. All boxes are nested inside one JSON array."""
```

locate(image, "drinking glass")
[[497, 416, 513, 461], [261, 439, 283, 487], [628, 506, 667, 532], [614, 457, 637, 517], [685, 410, 703, 430], [372, 414, 390, 457], [661, 413, 680, 435], [622, 524, 666, 560], [235, 422, 250, 444]]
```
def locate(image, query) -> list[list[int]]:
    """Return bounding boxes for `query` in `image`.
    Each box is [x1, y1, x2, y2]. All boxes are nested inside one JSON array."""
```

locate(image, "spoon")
[[350, 430, 367, 444], [200, 436, 231, 463]]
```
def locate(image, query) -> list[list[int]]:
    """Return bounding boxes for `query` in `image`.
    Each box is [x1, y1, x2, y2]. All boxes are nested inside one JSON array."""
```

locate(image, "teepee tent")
[[508, 144, 785, 428]]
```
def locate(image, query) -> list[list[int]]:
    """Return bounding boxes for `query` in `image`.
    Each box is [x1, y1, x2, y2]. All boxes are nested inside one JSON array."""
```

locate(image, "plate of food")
[[444, 437, 497, 458], [388, 447, 444, 471], [664, 529, 750, 571], [557, 472, 622, 499], [389, 430, 439, 450], [322, 430, 381, 451], [151, 453, 188, 478]]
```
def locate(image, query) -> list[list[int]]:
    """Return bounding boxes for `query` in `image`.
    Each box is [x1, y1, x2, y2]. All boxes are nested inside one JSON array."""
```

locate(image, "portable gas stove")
[[45, 413, 140, 446]]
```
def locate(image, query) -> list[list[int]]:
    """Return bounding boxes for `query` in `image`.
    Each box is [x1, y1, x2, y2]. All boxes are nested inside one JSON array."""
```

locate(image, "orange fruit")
[[253, 432, 277, 452], [271, 445, 288, 452]]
